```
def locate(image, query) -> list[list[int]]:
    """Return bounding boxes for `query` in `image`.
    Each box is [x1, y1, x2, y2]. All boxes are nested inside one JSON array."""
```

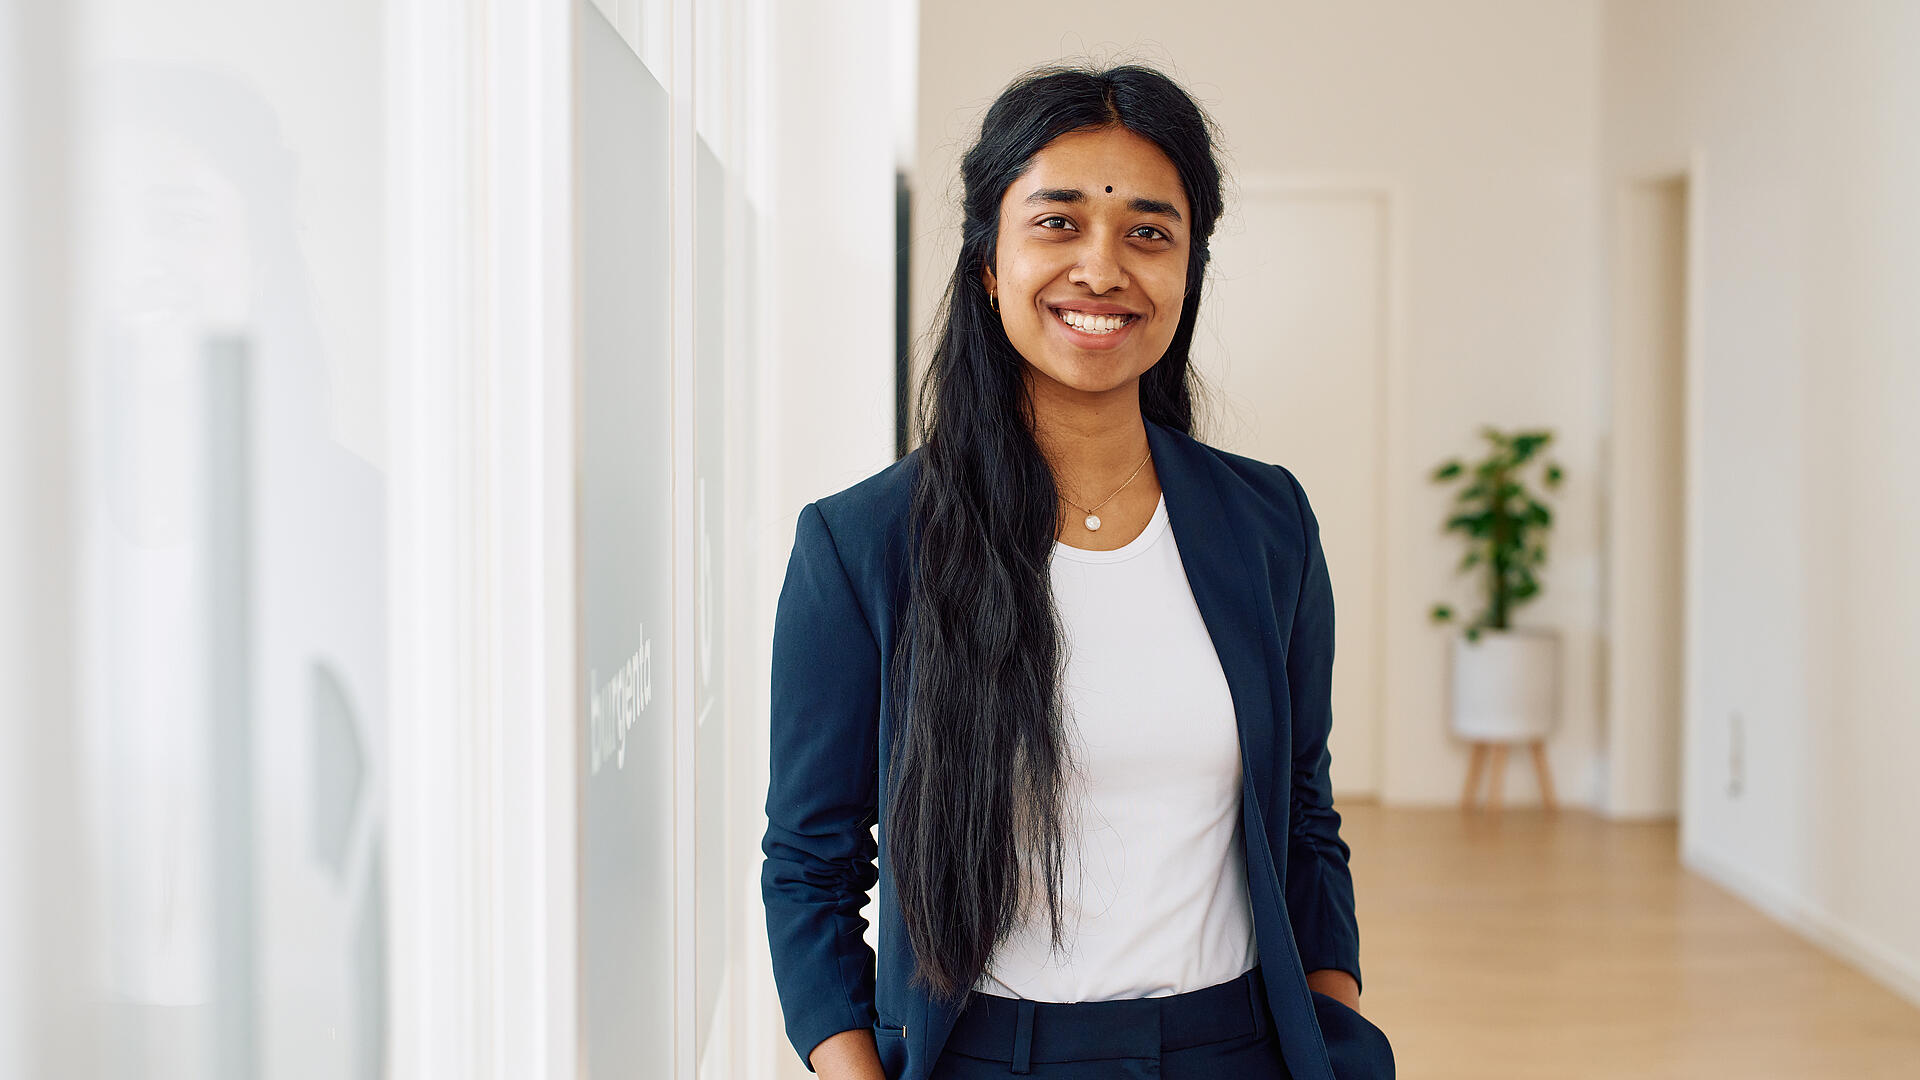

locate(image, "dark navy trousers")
[[928, 966, 1295, 1080]]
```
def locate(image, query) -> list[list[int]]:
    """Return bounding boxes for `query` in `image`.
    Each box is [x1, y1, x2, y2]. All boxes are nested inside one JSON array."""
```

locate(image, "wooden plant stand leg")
[[1462, 742, 1489, 810], [1486, 743, 1508, 815], [1530, 739, 1558, 813]]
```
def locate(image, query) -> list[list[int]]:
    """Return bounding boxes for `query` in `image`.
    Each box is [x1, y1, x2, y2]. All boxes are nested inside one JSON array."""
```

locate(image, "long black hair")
[[885, 62, 1228, 1005]]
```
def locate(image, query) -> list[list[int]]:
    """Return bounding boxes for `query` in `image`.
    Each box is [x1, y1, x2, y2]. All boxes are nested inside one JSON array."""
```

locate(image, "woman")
[[764, 62, 1395, 1080]]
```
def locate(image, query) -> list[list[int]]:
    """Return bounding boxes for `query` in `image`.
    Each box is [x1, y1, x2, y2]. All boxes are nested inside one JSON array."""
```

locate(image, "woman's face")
[[981, 124, 1192, 400]]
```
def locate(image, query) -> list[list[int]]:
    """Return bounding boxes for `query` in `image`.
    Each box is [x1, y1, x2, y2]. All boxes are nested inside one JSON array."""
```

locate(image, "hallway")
[[8, 1, 1920, 1077], [1344, 802, 1920, 1078]]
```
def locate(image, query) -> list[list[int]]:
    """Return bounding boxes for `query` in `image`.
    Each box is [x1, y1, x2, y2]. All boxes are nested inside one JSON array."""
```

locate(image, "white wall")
[[743, 3, 906, 1077], [1603, 0, 1920, 1008], [760, 9, 902, 514], [913, 0, 1607, 809]]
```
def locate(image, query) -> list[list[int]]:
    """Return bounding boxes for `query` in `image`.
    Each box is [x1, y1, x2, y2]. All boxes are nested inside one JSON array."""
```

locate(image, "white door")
[[1194, 186, 1392, 798]]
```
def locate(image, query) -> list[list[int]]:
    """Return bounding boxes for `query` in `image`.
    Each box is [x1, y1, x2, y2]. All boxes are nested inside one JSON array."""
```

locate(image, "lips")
[[1049, 302, 1140, 316]]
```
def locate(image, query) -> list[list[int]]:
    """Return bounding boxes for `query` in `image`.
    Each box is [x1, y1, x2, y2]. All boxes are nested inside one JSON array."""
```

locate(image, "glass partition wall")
[[5, 0, 901, 1077]]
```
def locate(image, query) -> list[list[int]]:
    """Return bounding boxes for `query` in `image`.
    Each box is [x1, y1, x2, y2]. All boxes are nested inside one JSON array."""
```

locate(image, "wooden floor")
[[1337, 801, 1920, 1079]]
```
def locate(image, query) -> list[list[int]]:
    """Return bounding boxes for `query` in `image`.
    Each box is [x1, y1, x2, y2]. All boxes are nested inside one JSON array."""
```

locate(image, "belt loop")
[[1010, 999, 1035, 1074]]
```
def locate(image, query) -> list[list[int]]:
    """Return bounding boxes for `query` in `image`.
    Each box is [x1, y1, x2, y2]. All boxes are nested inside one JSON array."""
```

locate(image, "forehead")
[[1009, 126, 1188, 215]]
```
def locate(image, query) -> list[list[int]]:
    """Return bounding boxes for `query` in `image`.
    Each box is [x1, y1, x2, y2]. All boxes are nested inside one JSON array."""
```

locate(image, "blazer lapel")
[[1145, 417, 1280, 819]]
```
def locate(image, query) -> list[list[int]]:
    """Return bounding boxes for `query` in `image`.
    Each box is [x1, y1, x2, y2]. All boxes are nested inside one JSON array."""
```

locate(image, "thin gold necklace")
[[1058, 448, 1153, 532]]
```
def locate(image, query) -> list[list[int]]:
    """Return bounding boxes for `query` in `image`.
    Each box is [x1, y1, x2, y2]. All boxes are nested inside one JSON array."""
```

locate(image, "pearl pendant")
[[1084, 513, 1101, 531]]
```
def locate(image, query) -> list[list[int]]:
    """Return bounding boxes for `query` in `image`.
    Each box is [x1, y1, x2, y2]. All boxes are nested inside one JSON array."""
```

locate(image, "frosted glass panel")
[[74, 16, 390, 1075], [578, 2, 673, 1076]]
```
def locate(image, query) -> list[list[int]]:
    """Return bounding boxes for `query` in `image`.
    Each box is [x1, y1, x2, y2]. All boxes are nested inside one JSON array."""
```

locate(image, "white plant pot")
[[1449, 627, 1561, 742]]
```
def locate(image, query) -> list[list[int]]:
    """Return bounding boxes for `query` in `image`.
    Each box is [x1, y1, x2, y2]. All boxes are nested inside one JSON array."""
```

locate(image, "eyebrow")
[[1023, 186, 1183, 224]]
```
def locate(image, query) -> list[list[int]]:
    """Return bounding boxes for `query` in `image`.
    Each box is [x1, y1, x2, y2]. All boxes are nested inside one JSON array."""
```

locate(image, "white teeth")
[[1054, 307, 1133, 334]]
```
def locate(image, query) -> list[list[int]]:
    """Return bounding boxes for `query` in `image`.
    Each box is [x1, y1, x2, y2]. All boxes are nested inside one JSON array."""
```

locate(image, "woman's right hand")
[[809, 1028, 888, 1080]]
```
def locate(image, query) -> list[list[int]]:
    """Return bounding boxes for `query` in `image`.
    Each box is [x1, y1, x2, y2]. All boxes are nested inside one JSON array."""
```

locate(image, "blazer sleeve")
[[761, 501, 883, 1070], [1278, 466, 1365, 995]]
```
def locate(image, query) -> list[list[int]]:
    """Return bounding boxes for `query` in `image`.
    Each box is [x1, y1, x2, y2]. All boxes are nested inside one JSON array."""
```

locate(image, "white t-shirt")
[[972, 492, 1258, 1002]]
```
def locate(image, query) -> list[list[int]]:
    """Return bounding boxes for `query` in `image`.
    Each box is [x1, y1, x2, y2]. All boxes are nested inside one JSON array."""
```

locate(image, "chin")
[[1054, 364, 1143, 394]]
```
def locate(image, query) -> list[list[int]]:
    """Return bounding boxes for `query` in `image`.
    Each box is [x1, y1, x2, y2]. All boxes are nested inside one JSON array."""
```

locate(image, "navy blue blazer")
[[763, 416, 1394, 1080]]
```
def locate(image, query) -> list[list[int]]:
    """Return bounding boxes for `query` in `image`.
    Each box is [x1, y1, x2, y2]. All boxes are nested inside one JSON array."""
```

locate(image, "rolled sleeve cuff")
[[1285, 846, 1363, 996], [790, 1006, 875, 1074]]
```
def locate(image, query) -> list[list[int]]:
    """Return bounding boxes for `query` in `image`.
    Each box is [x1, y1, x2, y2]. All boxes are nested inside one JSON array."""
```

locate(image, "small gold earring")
[[989, 291, 999, 313]]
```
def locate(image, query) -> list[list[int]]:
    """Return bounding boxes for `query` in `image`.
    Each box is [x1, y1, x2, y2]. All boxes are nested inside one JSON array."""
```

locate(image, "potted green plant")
[[1429, 427, 1566, 777]]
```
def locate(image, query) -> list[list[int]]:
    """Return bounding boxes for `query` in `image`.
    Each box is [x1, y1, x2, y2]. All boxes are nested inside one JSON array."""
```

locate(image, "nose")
[[1067, 237, 1130, 294]]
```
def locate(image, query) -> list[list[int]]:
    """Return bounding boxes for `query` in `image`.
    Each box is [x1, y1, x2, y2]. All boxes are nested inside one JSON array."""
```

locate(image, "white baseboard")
[[1683, 840, 1920, 1011]]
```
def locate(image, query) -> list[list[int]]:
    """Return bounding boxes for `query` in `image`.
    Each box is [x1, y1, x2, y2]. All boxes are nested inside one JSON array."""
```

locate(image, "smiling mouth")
[[1049, 306, 1139, 335]]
